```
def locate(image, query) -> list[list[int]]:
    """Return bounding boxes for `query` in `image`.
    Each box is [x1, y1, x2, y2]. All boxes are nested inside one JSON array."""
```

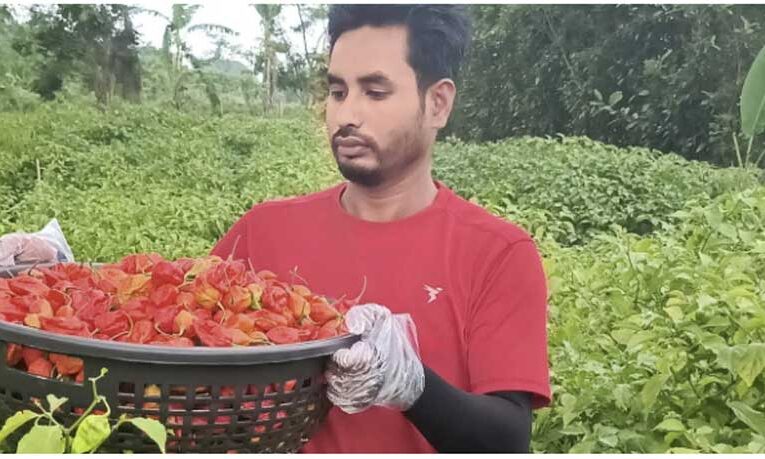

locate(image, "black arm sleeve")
[[403, 366, 533, 453]]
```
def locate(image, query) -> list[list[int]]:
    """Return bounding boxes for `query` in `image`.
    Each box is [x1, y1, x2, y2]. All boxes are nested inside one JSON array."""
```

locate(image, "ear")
[[425, 78, 457, 130]]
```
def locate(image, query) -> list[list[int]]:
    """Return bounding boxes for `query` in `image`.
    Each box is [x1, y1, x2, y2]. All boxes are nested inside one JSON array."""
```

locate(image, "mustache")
[[332, 126, 377, 150]]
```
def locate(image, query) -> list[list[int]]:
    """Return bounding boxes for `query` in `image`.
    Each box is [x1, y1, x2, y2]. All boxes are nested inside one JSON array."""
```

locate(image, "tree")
[[448, 5, 765, 166], [252, 4, 289, 113], [142, 5, 237, 112], [24, 5, 143, 106], [0, 6, 43, 111], [291, 4, 328, 106]]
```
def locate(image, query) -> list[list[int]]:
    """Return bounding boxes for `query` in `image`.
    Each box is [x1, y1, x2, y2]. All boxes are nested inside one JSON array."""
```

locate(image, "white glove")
[[0, 233, 59, 267], [326, 303, 425, 414]]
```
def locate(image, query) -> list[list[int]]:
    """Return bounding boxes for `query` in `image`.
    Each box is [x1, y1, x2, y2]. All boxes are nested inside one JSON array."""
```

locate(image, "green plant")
[[434, 136, 759, 246], [532, 187, 765, 453], [735, 43, 765, 167], [0, 368, 167, 453]]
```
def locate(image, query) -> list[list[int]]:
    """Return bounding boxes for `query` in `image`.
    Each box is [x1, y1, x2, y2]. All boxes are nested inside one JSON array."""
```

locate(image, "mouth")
[[336, 144, 370, 158], [334, 137, 371, 158]]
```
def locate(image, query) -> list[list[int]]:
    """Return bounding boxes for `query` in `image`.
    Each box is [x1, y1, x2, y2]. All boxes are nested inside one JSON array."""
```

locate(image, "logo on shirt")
[[424, 284, 443, 304]]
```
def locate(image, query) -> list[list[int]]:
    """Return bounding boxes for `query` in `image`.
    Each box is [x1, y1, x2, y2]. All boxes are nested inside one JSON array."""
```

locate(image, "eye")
[[367, 90, 388, 100], [329, 89, 345, 100]]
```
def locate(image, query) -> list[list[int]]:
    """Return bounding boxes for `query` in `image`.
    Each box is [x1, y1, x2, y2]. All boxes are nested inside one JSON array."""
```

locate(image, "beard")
[[330, 112, 427, 188]]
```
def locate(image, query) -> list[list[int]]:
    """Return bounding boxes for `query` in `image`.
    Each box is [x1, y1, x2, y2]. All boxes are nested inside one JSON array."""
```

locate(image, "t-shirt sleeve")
[[467, 239, 551, 409], [210, 212, 250, 261]]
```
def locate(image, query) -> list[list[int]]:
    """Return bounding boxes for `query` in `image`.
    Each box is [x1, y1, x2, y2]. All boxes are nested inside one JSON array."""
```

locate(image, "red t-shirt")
[[211, 180, 551, 453]]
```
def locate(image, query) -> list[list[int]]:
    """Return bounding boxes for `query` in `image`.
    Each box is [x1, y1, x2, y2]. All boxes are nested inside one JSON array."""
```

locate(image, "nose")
[[332, 92, 362, 130]]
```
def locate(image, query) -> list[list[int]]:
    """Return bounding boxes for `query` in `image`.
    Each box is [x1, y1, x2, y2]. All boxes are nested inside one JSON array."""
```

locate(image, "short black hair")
[[327, 5, 472, 94]]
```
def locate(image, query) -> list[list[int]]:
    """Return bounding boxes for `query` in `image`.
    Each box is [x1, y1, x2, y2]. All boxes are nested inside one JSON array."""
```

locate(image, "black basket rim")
[[0, 320, 359, 365]]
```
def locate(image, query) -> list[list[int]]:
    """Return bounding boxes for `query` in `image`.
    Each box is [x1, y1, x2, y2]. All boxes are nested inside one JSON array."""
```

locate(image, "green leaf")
[[72, 415, 111, 453], [697, 293, 717, 310], [627, 330, 655, 351], [728, 401, 765, 437], [0, 410, 39, 444], [559, 424, 587, 436], [611, 328, 634, 345], [596, 425, 620, 447], [641, 373, 669, 410], [608, 91, 623, 106], [17, 425, 66, 453], [46, 394, 68, 413], [654, 418, 685, 432], [569, 439, 596, 453], [128, 418, 167, 453], [702, 315, 730, 329], [664, 306, 684, 322], [741, 44, 765, 137], [735, 343, 765, 387]]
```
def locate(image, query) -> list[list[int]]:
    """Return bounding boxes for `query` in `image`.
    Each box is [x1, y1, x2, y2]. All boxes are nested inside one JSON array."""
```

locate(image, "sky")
[[136, 3, 328, 64], [8, 3, 328, 65], [130, 3, 327, 63]]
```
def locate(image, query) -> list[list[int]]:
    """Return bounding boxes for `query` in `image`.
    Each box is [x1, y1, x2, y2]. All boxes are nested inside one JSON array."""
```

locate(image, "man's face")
[[326, 25, 430, 187]]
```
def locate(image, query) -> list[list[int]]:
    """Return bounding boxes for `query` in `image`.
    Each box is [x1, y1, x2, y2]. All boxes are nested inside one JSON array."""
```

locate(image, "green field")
[[2, 104, 765, 453]]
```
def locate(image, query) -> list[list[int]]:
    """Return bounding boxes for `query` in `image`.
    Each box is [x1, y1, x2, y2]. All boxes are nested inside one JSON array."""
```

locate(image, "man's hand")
[[0, 233, 58, 267], [326, 303, 425, 414]]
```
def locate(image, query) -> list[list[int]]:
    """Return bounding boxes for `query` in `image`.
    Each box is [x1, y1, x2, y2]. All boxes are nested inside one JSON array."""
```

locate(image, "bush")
[[535, 187, 765, 453], [0, 105, 339, 261], [434, 136, 759, 245]]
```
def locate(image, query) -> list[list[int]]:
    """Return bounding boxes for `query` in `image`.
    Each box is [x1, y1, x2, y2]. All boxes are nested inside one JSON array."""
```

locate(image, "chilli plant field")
[[1, 102, 765, 453]]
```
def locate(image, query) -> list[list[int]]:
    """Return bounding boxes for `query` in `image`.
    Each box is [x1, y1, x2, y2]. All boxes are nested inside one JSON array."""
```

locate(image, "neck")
[[340, 161, 438, 223]]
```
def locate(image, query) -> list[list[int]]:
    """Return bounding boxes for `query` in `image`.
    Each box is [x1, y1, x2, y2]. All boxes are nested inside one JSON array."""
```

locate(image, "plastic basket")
[[0, 264, 358, 453]]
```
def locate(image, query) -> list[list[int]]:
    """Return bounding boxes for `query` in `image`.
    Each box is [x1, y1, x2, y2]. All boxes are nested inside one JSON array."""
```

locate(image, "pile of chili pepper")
[[0, 253, 357, 381]]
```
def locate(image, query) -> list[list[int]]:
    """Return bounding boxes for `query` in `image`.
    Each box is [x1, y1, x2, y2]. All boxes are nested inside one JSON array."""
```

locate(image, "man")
[[211, 5, 550, 453]]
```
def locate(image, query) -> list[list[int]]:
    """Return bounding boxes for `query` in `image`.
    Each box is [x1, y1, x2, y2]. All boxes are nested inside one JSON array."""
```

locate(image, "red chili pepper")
[[8, 276, 49, 297], [262, 285, 290, 313], [115, 273, 152, 305], [28, 358, 53, 378], [94, 267, 128, 294], [120, 298, 156, 322], [173, 309, 195, 338], [193, 281, 221, 311], [151, 260, 185, 287], [0, 297, 27, 322], [46, 289, 70, 311], [173, 258, 196, 275], [309, 301, 341, 325], [118, 253, 163, 274], [49, 353, 84, 376], [266, 326, 300, 344], [127, 319, 157, 344], [288, 291, 310, 322], [222, 285, 252, 313], [154, 305, 181, 335], [225, 313, 256, 334], [70, 290, 110, 324], [193, 320, 233, 347], [151, 284, 179, 308], [40, 316, 91, 338], [55, 304, 75, 318], [93, 311, 130, 338]]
